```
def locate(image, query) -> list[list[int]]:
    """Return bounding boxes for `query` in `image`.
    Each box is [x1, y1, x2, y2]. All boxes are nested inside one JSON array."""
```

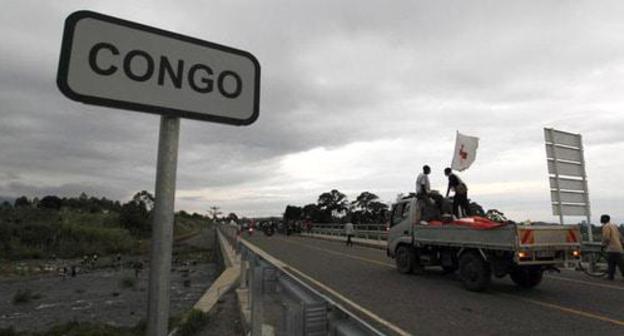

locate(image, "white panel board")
[[549, 177, 585, 191], [544, 129, 581, 148], [545, 144, 583, 162], [550, 191, 587, 204], [547, 160, 584, 177], [552, 203, 589, 216]]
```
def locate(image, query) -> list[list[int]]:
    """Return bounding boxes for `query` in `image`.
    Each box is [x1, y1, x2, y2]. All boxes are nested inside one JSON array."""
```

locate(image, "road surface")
[[244, 234, 624, 336]]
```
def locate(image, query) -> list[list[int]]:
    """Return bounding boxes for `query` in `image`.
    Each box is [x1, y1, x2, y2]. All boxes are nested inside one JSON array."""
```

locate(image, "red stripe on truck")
[[520, 230, 534, 244], [566, 229, 578, 243]]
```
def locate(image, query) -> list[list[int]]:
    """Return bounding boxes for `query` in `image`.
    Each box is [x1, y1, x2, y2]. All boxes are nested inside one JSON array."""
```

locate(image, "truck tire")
[[395, 245, 414, 274], [459, 252, 491, 292], [510, 266, 543, 289]]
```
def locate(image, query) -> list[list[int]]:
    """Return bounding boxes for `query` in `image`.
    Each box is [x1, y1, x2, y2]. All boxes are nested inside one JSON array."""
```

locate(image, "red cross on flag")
[[451, 131, 479, 171]]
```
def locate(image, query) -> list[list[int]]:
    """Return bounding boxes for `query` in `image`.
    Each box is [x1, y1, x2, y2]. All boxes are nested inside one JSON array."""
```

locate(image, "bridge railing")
[[219, 224, 385, 336], [309, 223, 388, 241]]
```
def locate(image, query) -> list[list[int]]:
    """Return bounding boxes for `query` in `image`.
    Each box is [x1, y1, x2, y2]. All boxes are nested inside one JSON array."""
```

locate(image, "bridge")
[[215, 225, 624, 336]]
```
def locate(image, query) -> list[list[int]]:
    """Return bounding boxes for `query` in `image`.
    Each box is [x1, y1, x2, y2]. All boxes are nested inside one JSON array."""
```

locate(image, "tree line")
[[0, 191, 209, 259], [4, 191, 155, 237], [283, 189, 389, 224]]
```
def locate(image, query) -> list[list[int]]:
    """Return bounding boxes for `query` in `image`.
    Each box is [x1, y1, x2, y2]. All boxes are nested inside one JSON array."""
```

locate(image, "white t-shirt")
[[416, 173, 430, 194], [345, 222, 354, 235]]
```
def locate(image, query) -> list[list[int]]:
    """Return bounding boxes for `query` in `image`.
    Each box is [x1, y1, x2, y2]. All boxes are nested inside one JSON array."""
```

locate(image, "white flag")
[[451, 131, 479, 171]]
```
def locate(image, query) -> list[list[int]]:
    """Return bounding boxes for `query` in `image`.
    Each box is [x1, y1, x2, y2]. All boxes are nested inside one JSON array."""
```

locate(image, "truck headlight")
[[572, 250, 580, 257]]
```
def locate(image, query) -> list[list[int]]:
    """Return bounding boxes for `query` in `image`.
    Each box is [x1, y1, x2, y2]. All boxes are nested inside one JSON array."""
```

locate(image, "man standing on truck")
[[601, 214, 624, 281], [416, 165, 431, 197], [445, 167, 470, 218]]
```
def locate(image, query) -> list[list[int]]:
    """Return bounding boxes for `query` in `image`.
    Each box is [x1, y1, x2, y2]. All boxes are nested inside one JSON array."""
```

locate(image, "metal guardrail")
[[309, 223, 388, 242], [219, 224, 386, 336]]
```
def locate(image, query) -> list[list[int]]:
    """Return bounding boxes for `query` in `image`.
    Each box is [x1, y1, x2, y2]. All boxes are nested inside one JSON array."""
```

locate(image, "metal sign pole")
[[578, 134, 593, 242], [147, 116, 180, 336]]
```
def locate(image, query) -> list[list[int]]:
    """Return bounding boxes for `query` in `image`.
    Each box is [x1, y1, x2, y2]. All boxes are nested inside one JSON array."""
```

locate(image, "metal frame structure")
[[544, 128, 592, 242]]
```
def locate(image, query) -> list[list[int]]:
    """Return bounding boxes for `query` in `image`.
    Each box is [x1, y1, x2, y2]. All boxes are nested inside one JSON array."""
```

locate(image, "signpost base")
[[147, 116, 180, 336]]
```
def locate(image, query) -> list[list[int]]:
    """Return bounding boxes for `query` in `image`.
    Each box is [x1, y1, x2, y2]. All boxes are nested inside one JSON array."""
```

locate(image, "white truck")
[[387, 197, 581, 291]]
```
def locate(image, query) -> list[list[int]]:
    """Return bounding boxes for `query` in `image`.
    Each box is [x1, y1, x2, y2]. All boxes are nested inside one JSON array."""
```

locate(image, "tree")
[[208, 206, 222, 220], [39, 195, 62, 210], [352, 192, 379, 214], [14, 196, 30, 208], [119, 191, 155, 237], [368, 201, 389, 223], [132, 191, 155, 211], [317, 189, 349, 218], [302, 203, 324, 222], [351, 192, 385, 223], [227, 213, 239, 221], [283, 205, 302, 221], [120, 202, 150, 237]]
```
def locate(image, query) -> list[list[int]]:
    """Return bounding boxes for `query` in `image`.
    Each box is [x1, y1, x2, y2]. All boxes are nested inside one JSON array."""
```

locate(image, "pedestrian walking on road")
[[445, 167, 470, 218], [601, 214, 624, 281], [344, 220, 354, 247]]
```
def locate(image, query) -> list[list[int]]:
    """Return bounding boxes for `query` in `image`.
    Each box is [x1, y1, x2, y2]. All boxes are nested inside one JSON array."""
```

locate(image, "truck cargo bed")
[[412, 223, 581, 252]]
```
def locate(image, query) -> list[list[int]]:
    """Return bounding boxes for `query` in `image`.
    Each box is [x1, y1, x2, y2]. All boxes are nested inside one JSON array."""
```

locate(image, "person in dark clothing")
[[444, 167, 470, 218]]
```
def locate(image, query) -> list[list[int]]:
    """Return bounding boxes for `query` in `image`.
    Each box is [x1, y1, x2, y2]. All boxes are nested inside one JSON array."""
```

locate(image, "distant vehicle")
[[387, 197, 581, 292]]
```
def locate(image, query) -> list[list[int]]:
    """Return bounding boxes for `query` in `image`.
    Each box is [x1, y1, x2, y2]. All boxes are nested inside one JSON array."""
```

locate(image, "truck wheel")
[[459, 252, 491, 291], [395, 245, 414, 274], [510, 266, 543, 289]]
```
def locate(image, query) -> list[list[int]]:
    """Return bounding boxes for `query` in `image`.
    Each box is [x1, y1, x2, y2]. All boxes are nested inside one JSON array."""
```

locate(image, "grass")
[[0, 314, 196, 336], [0, 320, 147, 336], [176, 309, 210, 336]]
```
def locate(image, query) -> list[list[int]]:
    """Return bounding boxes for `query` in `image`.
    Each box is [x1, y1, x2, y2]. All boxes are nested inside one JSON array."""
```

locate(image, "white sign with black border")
[[57, 10, 260, 125]]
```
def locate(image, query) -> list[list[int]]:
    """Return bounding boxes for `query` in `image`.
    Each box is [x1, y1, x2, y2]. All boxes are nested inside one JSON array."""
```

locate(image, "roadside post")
[[57, 11, 260, 336]]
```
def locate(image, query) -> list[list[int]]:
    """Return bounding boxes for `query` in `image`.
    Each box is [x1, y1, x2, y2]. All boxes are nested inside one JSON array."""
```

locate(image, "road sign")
[[56, 11, 261, 336], [57, 10, 260, 125], [544, 128, 592, 241]]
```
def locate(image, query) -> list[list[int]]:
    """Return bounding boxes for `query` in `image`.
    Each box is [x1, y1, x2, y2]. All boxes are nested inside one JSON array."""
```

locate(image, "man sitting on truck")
[[444, 167, 470, 218]]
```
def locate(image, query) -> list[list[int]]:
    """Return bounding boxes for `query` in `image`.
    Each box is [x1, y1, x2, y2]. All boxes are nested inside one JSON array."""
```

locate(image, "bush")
[[177, 309, 210, 336], [13, 289, 35, 304]]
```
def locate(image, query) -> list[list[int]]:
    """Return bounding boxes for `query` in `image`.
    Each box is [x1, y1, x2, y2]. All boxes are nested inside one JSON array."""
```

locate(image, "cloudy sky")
[[1, 1, 623, 223]]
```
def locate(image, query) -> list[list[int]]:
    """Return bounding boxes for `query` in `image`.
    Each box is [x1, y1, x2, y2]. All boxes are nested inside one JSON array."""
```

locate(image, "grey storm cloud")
[[1, 0, 624, 221]]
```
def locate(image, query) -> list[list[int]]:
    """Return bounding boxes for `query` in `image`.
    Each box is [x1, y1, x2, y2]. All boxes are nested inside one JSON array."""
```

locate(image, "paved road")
[[245, 234, 624, 336]]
